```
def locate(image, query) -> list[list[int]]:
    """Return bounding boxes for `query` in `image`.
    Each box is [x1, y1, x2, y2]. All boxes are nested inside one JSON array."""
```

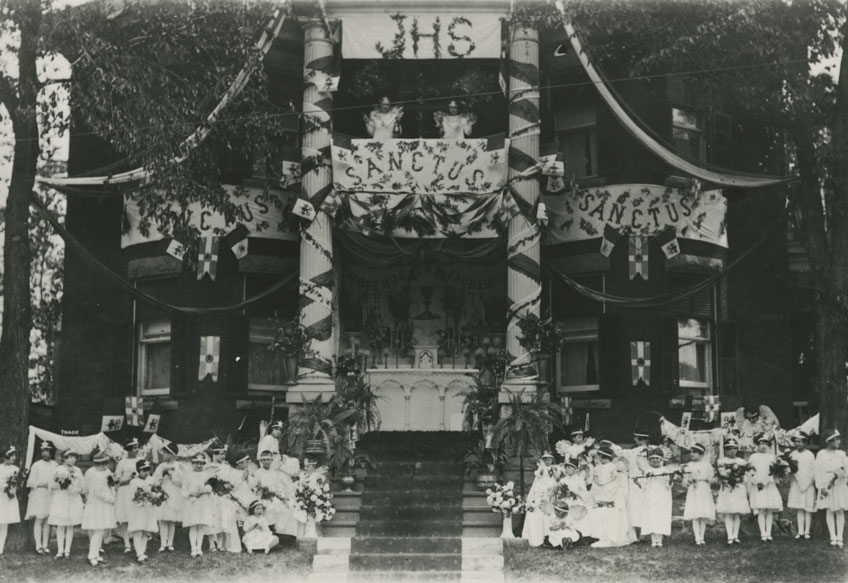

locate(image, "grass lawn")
[[505, 536, 848, 583], [0, 537, 312, 583]]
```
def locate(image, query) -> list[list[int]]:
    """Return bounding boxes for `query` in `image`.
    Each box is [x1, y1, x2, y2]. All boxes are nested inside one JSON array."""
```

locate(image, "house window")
[[138, 319, 171, 396], [248, 318, 288, 391], [678, 318, 712, 391], [672, 107, 705, 161], [556, 318, 600, 393], [556, 107, 597, 179]]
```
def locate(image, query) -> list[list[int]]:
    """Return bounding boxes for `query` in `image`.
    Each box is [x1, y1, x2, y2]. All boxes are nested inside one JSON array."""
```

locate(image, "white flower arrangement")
[[485, 481, 525, 516], [294, 476, 336, 523]]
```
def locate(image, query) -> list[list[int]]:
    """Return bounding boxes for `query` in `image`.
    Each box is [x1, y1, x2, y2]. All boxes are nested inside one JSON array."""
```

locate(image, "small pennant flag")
[[630, 341, 651, 386], [498, 40, 508, 97], [226, 224, 249, 260], [199, 335, 221, 382], [536, 201, 549, 225], [656, 227, 681, 259], [680, 411, 693, 432], [101, 415, 124, 432], [546, 175, 566, 193], [599, 224, 622, 258], [628, 235, 649, 280], [584, 410, 590, 432], [705, 395, 721, 422], [280, 160, 302, 189], [143, 414, 161, 434], [293, 198, 316, 221], [196, 236, 219, 281], [125, 396, 143, 426], [540, 142, 564, 176], [304, 56, 340, 94], [166, 239, 187, 262], [561, 396, 573, 425]]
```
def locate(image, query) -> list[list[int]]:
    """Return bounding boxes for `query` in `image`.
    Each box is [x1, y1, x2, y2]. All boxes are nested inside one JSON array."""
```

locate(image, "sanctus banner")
[[543, 185, 727, 247], [332, 136, 509, 195], [122, 186, 299, 248], [341, 13, 503, 59]]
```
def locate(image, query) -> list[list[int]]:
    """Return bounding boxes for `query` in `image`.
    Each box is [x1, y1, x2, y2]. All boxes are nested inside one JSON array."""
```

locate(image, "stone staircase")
[[309, 432, 504, 583]]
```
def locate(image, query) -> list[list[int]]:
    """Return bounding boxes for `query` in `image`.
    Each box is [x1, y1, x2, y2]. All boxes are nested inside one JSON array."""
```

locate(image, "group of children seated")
[[520, 427, 848, 549], [0, 420, 327, 564]]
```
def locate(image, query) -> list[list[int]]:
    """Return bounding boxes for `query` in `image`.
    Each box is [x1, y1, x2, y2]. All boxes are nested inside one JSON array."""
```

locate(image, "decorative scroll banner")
[[543, 185, 727, 247], [341, 13, 503, 59], [122, 186, 299, 248], [332, 136, 509, 195]]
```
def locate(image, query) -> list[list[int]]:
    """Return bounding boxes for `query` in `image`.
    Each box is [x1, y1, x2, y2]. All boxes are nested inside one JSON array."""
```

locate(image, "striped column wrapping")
[[298, 20, 335, 378], [505, 25, 542, 380]]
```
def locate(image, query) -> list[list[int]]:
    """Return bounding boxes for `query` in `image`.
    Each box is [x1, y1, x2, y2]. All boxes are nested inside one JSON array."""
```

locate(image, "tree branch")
[[0, 72, 18, 114]]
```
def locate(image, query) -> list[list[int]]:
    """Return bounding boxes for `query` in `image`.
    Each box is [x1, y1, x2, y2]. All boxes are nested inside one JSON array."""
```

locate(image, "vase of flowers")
[[271, 314, 313, 382], [486, 481, 525, 539], [293, 474, 336, 538]]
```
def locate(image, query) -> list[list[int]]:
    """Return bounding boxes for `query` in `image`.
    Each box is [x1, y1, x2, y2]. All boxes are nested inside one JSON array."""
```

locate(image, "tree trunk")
[[0, 0, 41, 551]]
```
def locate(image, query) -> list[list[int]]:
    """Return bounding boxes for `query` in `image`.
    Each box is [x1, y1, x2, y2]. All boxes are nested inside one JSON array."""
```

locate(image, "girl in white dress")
[[815, 429, 848, 547], [715, 439, 750, 545], [0, 446, 22, 556], [521, 451, 560, 547], [26, 442, 57, 554], [253, 450, 292, 535], [640, 449, 673, 548], [48, 450, 85, 559], [128, 460, 159, 562], [787, 430, 816, 540], [182, 453, 215, 557], [682, 443, 715, 546], [242, 500, 279, 554], [82, 452, 116, 566], [590, 446, 634, 547], [205, 445, 240, 553], [152, 442, 184, 552], [257, 422, 283, 469], [558, 458, 594, 538], [114, 437, 140, 553], [748, 434, 784, 542]]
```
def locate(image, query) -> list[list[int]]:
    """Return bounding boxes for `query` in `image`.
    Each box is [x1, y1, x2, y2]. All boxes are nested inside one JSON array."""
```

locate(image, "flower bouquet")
[[293, 477, 335, 523], [769, 455, 794, 482], [54, 468, 72, 490], [107, 474, 118, 489], [254, 484, 286, 503], [206, 476, 234, 497], [716, 460, 751, 490], [4, 468, 27, 500], [485, 481, 525, 516]]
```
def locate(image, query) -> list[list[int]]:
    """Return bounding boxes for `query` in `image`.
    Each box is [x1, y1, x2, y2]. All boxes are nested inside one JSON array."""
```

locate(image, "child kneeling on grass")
[[243, 500, 279, 554]]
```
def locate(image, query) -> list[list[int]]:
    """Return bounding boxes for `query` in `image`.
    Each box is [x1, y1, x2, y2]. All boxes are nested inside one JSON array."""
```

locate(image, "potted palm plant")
[[284, 394, 359, 459], [270, 314, 314, 382], [516, 314, 564, 384]]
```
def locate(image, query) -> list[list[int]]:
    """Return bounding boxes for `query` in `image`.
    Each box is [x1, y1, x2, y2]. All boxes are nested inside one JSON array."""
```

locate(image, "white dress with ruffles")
[[25, 459, 57, 519], [0, 465, 21, 525], [787, 449, 816, 513], [815, 449, 848, 512], [81, 469, 116, 531], [682, 460, 716, 520]]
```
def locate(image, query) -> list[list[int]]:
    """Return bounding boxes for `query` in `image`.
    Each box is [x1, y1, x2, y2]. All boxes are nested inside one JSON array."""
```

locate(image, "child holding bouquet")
[[242, 500, 279, 554], [152, 442, 184, 552], [682, 443, 715, 546], [787, 430, 816, 540], [81, 452, 116, 566], [128, 460, 160, 562], [205, 445, 240, 553], [522, 451, 559, 547], [639, 448, 673, 548], [253, 450, 292, 535], [815, 429, 848, 547], [558, 458, 594, 538], [0, 446, 22, 556], [747, 434, 783, 542], [182, 453, 215, 557], [48, 450, 85, 559], [715, 438, 750, 545], [25, 441, 57, 554]]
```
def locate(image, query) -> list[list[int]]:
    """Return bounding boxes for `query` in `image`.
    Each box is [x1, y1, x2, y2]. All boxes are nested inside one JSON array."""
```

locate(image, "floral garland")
[[293, 475, 335, 523], [485, 481, 525, 516], [3, 469, 28, 500]]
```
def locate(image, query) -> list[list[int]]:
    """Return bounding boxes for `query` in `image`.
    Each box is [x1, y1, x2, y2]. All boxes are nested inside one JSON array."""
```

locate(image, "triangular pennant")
[[546, 175, 566, 193], [628, 235, 648, 280], [656, 227, 681, 259], [599, 223, 622, 258], [540, 142, 564, 176], [226, 224, 250, 260], [199, 335, 221, 382], [280, 160, 302, 189], [196, 236, 219, 281], [293, 197, 317, 221], [125, 396, 143, 426], [165, 239, 187, 262], [143, 413, 161, 434], [101, 415, 124, 432], [630, 341, 651, 386], [705, 395, 721, 422]]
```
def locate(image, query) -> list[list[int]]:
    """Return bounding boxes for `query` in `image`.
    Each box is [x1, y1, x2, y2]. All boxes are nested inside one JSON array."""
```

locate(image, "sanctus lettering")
[[366, 158, 382, 180], [411, 151, 424, 172], [679, 197, 692, 217], [239, 203, 254, 223], [579, 193, 594, 212], [588, 201, 606, 220], [631, 208, 644, 229], [647, 207, 661, 229], [345, 166, 363, 187], [665, 202, 680, 222], [254, 196, 270, 215], [447, 160, 465, 181], [609, 203, 625, 225], [200, 210, 212, 231], [388, 152, 403, 172]]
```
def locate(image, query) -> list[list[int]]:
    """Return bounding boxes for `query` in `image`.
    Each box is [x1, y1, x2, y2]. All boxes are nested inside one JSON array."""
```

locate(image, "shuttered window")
[[137, 319, 171, 396]]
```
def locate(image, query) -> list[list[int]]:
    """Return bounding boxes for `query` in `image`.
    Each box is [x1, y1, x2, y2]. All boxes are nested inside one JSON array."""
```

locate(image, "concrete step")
[[312, 554, 350, 573], [317, 537, 351, 555], [371, 461, 463, 475], [362, 491, 463, 503], [363, 475, 463, 489], [349, 553, 462, 572], [356, 520, 462, 537], [461, 572, 504, 583], [359, 506, 461, 521], [461, 538, 503, 555], [346, 571, 462, 582], [461, 554, 504, 571], [461, 525, 501, 538], [351, 536, 462, 555]]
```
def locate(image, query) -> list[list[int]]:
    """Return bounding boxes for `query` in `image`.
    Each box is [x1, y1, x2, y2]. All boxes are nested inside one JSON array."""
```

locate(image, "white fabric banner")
[[544, 185, 727, 247], [342, 13, 503, 59], [122, 186, 299, 248], [332, 137, 509, 195]]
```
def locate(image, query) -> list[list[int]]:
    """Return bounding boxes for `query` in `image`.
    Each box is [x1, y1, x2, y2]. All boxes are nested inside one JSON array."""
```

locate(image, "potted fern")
[[284, 394, 359, 458], [270, 314, 314, 382]]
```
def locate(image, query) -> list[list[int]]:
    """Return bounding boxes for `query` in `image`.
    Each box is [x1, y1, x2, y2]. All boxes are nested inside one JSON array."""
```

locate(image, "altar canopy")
[[543, 185, 728, 247]]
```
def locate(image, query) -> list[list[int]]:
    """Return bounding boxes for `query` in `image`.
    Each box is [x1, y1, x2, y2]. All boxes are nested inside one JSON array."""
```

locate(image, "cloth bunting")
[[546, 175, 566, 193], [143, 414, 161, 434], [165, 239, 187, 262], [293, 198, 316, 221], [656, 227, 681, 259], [226, 224, 249, 260], [196, 236, 219, 281], [704, 395, 721, 422], [303, 54, 340, 94], [540, 142, 564, 176], [630, 341, 651, 386], [628, 235, 648, 280], [125, 396, 143, 426], [600, 224, 622, 258], [199, 335, 221, 382], [100, 415, 124, 432], [280, 160, 302, 189]]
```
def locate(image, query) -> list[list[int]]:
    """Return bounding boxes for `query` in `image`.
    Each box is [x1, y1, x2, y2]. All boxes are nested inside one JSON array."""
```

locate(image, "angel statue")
[[733, 405, 782, 452], [433, 100, 477, 139], [363, 96, 403, 139]]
